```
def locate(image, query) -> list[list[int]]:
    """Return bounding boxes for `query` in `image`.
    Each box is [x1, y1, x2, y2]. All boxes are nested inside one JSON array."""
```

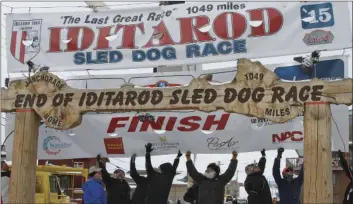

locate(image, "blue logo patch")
[[274, 59, 344, 81], [300, 3, 334, 29]]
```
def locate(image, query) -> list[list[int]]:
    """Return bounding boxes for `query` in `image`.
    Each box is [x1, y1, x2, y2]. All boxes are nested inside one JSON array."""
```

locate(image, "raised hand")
[[185, 151, 191, 159], [277, 147, 284, 159], [232, 151, 238, 159], [177, 150, 182, 158], [261, 148, 266, 157], [145, 143, 154, 153], [131, 153, 137, 163]]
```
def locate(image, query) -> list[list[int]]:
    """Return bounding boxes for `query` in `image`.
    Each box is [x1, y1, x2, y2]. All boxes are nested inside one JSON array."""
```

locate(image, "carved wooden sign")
[[1, 58, 352, 130]]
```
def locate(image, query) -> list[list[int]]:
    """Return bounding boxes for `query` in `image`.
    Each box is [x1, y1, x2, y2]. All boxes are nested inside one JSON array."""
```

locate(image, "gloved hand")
[[232, 151, 238, 159], [277, 147, 284, 159], [185, 151, 191, 160], [131, 153, 137, 163], [145, 143, 154, 153], [261, 148, 266, 157], [177, 150, 182, 158]]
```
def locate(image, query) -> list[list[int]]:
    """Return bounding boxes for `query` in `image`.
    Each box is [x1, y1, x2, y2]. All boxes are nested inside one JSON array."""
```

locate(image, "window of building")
[[74, 162, 84, 168]]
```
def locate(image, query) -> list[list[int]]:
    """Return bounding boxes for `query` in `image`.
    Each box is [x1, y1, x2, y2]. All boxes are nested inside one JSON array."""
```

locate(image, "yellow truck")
[[9, 165, 88, 204]]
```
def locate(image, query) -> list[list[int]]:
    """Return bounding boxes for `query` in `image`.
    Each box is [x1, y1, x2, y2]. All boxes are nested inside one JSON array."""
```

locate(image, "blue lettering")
[[162, 47, 176, 60], [233, 39, 247, 53], [73, 51, 123, 65], [73, 52, 85, 65], [147, 48, 161, 61], [186, 44, 201, 58], [110, 51, 123, 63], [202, 43, 219, 57], [217, 41, 232, 55], [132, 50, 146, 62]]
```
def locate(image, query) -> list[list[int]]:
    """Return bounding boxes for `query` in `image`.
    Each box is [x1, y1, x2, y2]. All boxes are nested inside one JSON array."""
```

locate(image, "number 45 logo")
[[300, 2, 335, 29]]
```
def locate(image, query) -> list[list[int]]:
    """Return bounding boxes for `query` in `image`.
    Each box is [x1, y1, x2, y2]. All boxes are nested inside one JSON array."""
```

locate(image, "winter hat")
[[282, 167, 293, 175], [114, 168, 125, 175], [207, 163, 220, 176]]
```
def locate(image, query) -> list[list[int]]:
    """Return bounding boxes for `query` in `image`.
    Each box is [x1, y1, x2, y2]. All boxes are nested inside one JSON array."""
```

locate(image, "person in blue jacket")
[[83, 166, 107, 204], [273, 148, 304, 204]]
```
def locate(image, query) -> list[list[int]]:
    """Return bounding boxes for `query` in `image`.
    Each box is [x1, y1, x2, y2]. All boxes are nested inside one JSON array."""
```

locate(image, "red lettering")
[[140, 116, 165, 132], [213, 12, 247, 40], [143, 20, 175, 48], [115, 23, 145, 49], [65, 27, 95, 52], [128, 116, 140, 132], [48, 27, 62, 52], [165, 117, 177, 131], [247, 8, 283, 37], [178, 16, 214, 43], [272, 131, 303, 143], [107, 117, 129, 133], [202, 114, 230, 130], [94, 26, 113, 50], [178, 116, 202, 132]]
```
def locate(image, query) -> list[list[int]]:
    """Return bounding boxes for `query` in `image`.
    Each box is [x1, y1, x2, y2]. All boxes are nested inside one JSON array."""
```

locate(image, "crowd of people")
[[1, 145, 352, 204], [82, 145, 338, 204]]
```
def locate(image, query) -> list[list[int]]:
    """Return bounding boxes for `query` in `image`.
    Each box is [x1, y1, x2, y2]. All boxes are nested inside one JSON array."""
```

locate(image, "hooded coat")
[[144, 152, 180, 204], [273, 158, 303, 204], [82, 177, 107, 204], [339, 152, 353, 204], [244, 157, 272, 204], [130, 156, 148, 204], [183, 184, 199, 204], [98, 162, 131, 204], [186, 158, 238, 204]]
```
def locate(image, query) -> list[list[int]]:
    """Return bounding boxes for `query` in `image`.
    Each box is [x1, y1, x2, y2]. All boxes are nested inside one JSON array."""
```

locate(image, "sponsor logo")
[[272, 131, 303, 144], [10, 19, 42, 63], [250, 117, 295, 128], [150, 136, 180, 151], [143, 80, 183, 88], [300, 3, 334, 29], [103, 137, 125, 154], [303, 30, 334, 46], [42, 136, 72, 155], [206, 137, 239, 150]]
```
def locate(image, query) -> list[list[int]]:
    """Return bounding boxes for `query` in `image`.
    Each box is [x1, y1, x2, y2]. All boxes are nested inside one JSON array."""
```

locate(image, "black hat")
[[114, 169, 125, 175], [207, 163, 220, 176]]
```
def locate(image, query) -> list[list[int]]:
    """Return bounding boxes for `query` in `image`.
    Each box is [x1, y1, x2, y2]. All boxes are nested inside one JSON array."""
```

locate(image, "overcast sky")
[[1, 1, 352, 198]]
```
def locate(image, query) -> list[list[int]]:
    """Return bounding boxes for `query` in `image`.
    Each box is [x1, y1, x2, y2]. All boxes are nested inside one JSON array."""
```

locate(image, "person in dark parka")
[[273, 148, 303, 204], [97, 155, 131, 204], [183, 181, 199, 204], [130, 153, 148, 204], [185, 150, 238, 204], [244, 149, 272, 204], [144, 143, 182, 204], [338, 150, 353, 204]]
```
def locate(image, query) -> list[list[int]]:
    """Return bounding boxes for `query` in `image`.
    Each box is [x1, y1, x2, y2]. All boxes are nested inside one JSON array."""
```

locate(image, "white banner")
[[4, 56, 349, 159], [6, 2, 352, 73]]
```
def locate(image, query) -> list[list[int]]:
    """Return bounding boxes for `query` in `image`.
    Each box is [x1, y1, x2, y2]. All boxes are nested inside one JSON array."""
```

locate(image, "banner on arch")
[[6, 2, 352, 72]]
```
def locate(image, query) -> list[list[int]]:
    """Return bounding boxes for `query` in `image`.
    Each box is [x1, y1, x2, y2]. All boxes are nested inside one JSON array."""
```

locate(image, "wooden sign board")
[[1, 58, 352, 130]]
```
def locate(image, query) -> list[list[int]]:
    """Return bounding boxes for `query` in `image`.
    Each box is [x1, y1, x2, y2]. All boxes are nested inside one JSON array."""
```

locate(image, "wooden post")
[[303, 102, 333, 203], [9, 110, 41, 203]]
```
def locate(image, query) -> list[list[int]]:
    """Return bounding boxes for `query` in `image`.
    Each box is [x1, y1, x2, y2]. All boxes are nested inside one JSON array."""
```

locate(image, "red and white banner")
[[6, 2, 352, 72], [4, 56, 350, 159]]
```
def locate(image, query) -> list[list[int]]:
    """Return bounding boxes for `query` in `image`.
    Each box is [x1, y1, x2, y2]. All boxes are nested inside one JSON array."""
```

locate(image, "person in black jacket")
[[186, 150, 238, 204], [145, 143, 182, 204], [96, 154, 131, 204], [183, 181, 199, 204], [273, 148, 303, 204], [244, 149, 272, 204], [130, 153, 148, 204], [338, 150, 353, 204]]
